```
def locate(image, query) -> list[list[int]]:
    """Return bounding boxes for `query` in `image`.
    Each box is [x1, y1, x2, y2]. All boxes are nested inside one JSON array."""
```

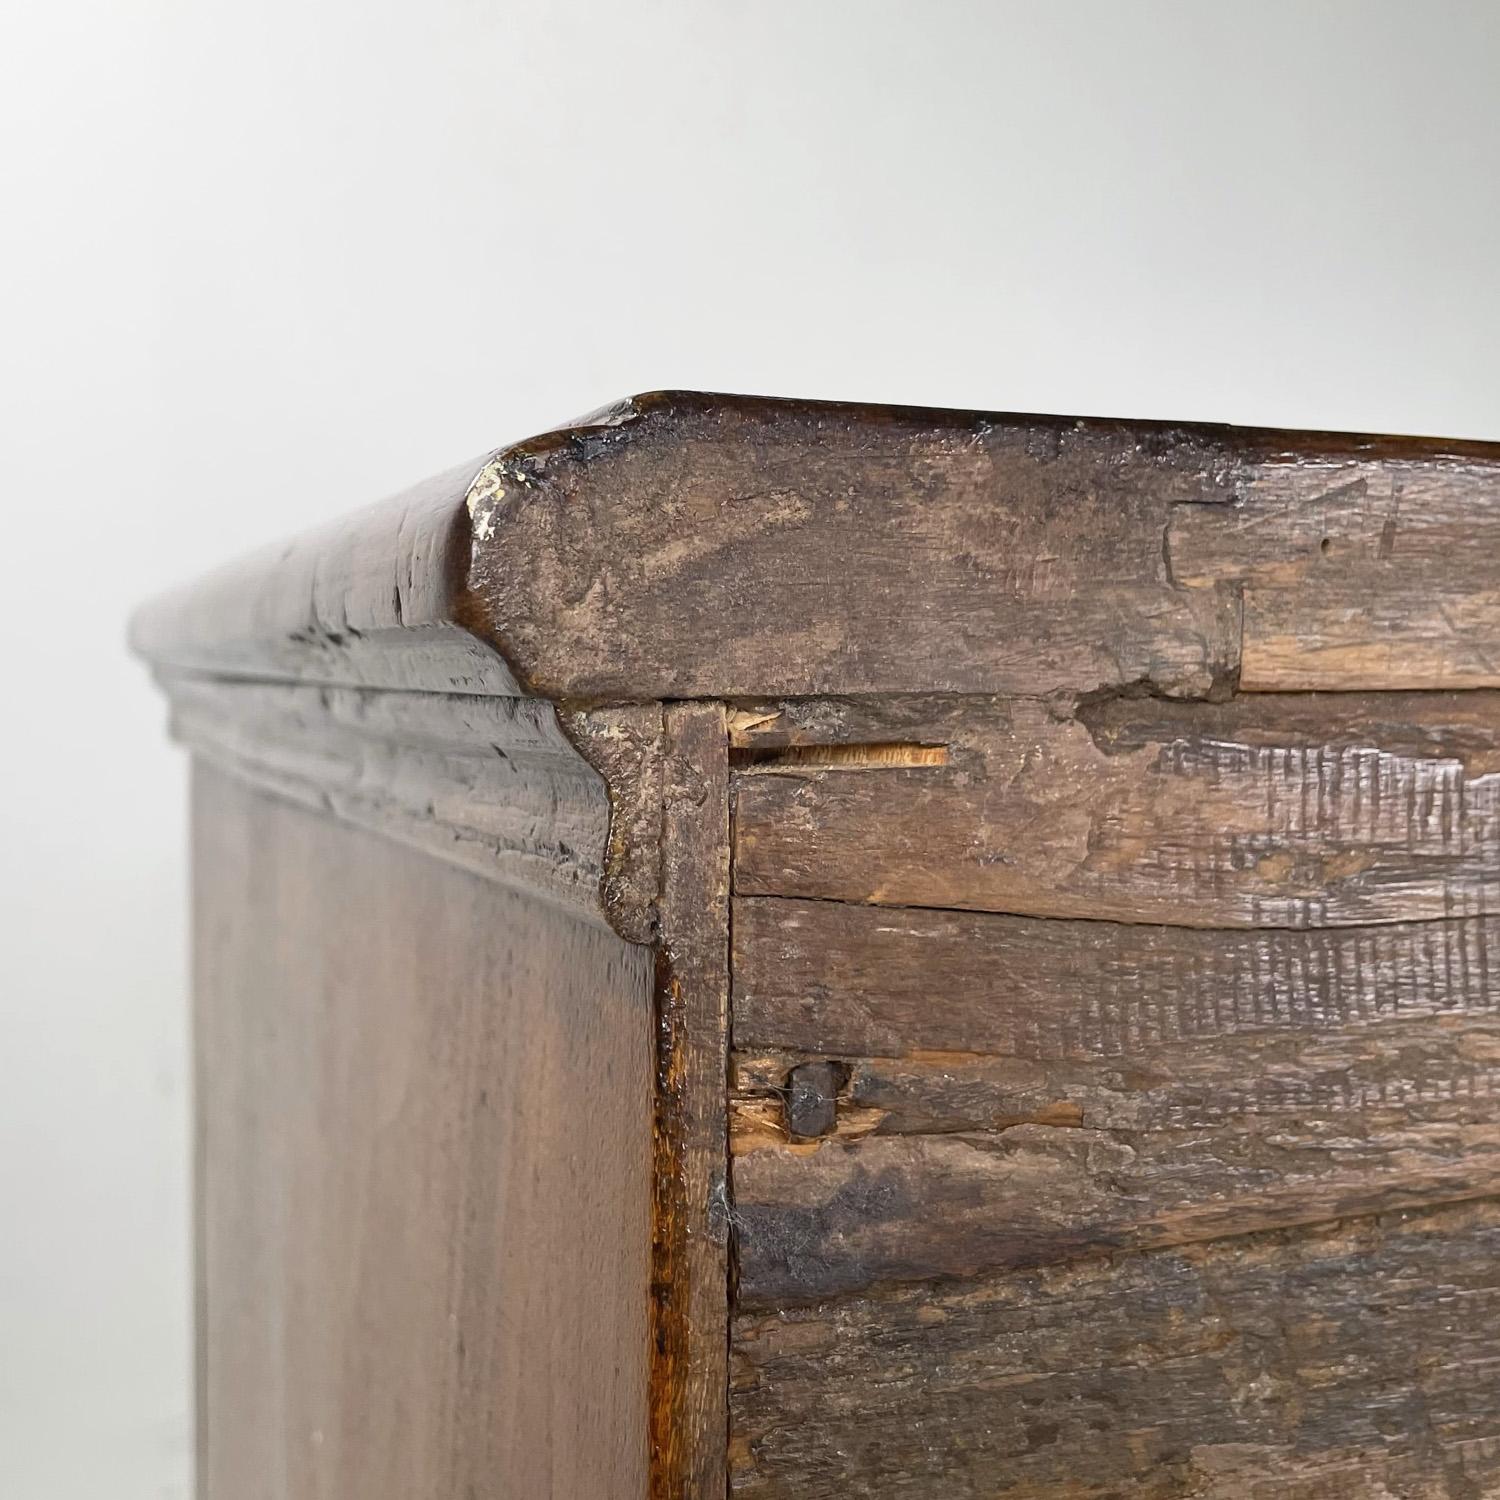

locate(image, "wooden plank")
[[1241, 587, 1500, 690], [1168, 457, 1500, 691], [731, 896, 1500, 1303], [133, 396, 1500, 703], [651, 704, 731, 1500], [732, 1093, 1500, 1306], [192, 765, 653, 1498], [731, 896, 1500, 1060], [733, 695, 1500, 928], [729, 1201, 1500, 1499], [1168, 459, 1500, 590], [735, 1031, 1500, 1140]]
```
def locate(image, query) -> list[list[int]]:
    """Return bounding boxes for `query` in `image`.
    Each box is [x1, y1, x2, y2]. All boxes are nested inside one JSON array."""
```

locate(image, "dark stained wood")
[[134, 392, 1500, 705], [134, 456, 520, 694], [730, 896, 1500, 1062], [733, 694, 1500, 928], [135, 392, 1500, 1500], [731, 898, 1500, 1305], [651, 704, 732, 1500], [729, 1201, 1500, 1499], [732, 1096, 1500, 1306], [783, 1062, 840, 1141], [192, 765, 652, 1498], [159, 675, 663, 942]]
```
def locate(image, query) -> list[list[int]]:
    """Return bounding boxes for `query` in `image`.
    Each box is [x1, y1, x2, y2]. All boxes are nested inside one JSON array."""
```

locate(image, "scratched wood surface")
[[134, 392, 1500, 706], [731, 892, 1500, 1305], [728, 686, 1500, 1496], [133, 393, 1500, 1499], [734, 694, 1500, 928], [1168, 460, 1500, 689], [730, 1201, 1500, 1499]]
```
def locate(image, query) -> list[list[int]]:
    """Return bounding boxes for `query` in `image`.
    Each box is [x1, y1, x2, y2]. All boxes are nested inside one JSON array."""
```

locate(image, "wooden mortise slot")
[[729, 742, 950, 772]]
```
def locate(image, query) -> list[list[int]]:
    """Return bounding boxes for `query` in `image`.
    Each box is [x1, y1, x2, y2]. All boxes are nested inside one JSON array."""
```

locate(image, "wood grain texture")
[[133, 456, 518, 693], [731, 894, 1500, 1062], [733, 694, 1500, 928], [651, 705, 732, 1500], [136, 392, 1500, 1500], [466, 396, 1245, 700], [158, 675, 663, 941], [1240, 588, 1500, 691], [729, 1201, 1500, 1499], [133, 392, 1500, 706], [1169, 457, 1500, 690], [732, 1101, 1500, 1307], [192, 765, 653, 1499], [730, 893, 1500, 1305]]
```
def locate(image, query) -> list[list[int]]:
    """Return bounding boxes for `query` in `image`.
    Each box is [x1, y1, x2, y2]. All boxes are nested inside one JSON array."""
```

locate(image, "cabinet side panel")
[[191, 763, 653, 1500], [726, 694, 1500, 1497]]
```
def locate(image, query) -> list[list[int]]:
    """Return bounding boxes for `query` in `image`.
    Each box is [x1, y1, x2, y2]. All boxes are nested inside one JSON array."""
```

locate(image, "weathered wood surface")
[[731, 895, 1500, 1061], [732, 1097, 1500, 1306], [651, 705, 731, 1500], [731, 894, 1500, 1305], [728, 681, 1500, 1490], [133, 393, 1500, 705], [1168, 459, 1500, 690], [729, 1201, 1500, 1499], [1240, 589, 1500, 692], [133, 456, 519, 694], [468, 397, 1243, 700], [193, 766, 653, 1499], [733, 694, 1500, 928], [134, 392, 1500, 1500], [163, 675, 662, 937]]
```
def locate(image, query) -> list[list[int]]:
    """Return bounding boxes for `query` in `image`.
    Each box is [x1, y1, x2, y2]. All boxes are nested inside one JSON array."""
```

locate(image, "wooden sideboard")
[[135, 392, 1500, 1499]]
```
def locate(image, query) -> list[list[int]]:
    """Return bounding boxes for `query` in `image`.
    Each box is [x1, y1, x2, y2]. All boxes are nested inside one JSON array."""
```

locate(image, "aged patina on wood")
[[135, 392, 1500, 1498]]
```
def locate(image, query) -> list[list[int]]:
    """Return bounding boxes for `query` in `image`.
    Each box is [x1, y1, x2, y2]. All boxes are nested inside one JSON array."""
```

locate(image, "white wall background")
[[4, 2, 1499, 1494]]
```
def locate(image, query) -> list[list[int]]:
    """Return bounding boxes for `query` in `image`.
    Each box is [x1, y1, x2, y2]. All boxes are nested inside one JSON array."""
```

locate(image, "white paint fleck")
[[466, 459, 511, 543]]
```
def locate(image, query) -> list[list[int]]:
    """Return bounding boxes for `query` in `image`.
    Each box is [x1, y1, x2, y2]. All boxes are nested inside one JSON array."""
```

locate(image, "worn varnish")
[[135, 393, 1500, 1499]]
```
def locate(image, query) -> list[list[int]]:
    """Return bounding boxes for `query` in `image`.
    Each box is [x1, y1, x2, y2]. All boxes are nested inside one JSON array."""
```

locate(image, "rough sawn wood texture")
[[132, 392, 1500, 1499]]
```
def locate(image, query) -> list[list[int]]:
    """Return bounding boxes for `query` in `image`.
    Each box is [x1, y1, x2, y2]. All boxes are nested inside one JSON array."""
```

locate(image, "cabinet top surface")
[[131, 388, 1500, 704]]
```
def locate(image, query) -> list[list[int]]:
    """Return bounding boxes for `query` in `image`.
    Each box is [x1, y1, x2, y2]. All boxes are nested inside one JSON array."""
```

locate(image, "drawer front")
[[726, 694, 1500, 1497]]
